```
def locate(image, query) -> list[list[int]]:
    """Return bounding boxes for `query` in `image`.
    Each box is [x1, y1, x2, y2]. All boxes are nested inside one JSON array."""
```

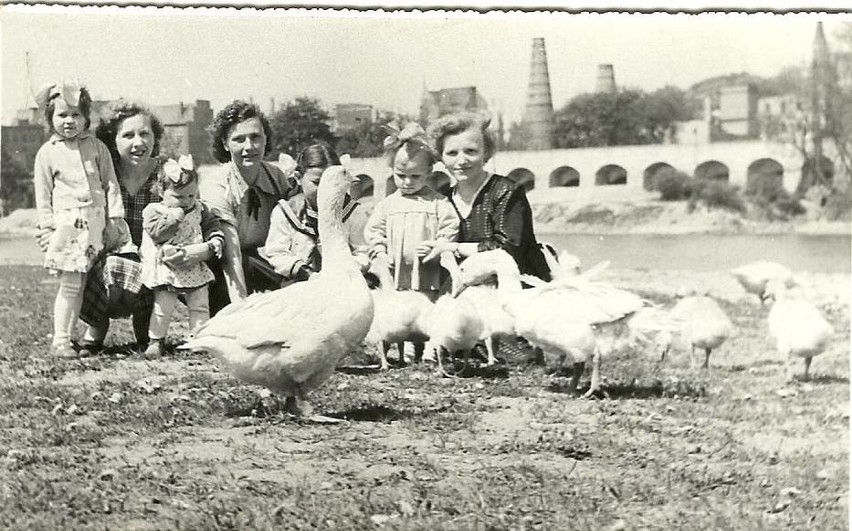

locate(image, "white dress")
[[140, 205, 215, 290]]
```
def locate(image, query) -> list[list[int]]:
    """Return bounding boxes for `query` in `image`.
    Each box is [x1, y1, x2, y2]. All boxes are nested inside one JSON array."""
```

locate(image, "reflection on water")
[[540, 233, 851, 273]]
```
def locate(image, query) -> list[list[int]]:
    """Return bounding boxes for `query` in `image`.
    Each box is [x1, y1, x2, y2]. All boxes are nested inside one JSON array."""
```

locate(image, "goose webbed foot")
[[284, 396, 346, 424]]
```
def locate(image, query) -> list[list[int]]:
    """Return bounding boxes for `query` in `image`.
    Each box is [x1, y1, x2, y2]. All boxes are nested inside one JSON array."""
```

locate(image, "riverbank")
[[528, 193, 851, 235]]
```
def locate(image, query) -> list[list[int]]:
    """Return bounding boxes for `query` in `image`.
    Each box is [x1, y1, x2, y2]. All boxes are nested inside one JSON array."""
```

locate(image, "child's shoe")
[[143, 339, 164, 359], [52, 343, 78, 359]]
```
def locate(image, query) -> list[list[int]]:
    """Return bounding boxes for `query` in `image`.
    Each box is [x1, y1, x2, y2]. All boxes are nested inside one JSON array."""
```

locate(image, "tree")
[[0, 148, 34, 215], [335, 120, 385, 158], [269, 97, 336, 158], [552, 87, 695, 148]]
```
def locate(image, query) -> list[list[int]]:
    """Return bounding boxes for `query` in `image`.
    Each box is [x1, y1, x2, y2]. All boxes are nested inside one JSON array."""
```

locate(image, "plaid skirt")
[[80, 253, 153, 326]]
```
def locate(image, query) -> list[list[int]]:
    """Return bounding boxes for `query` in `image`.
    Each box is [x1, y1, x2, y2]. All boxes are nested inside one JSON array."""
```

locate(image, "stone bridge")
[[347, 140, 826, 201]]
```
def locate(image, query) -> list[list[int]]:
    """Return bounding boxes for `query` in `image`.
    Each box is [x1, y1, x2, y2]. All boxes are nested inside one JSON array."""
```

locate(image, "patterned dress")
[[140, 203, 217, 290]]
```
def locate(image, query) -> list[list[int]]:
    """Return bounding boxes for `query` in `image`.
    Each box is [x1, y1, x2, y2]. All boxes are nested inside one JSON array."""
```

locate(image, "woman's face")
[[440, 128, 487, 184], [114, 114, 155, 169], [224, 117, 266, 170]]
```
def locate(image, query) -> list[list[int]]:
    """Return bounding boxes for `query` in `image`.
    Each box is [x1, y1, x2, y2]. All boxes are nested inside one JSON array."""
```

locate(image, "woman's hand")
[[35, 226, 53, 252], [162, 242, 211, 268]]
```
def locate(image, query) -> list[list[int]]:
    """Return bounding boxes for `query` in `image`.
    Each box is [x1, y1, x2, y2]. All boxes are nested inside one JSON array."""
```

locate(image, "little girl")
[[364, 123, 460, 361], [33, 80, 125, 358], [140, 155, 224, 358], [261, 144, 369, 286]]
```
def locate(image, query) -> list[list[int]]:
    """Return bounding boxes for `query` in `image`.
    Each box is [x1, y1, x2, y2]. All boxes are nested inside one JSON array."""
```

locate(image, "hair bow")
[[381, 122, 432, 152], [276, 153, 297, 179], [35, 79, 86, 108], [163, 154, 195, 183]]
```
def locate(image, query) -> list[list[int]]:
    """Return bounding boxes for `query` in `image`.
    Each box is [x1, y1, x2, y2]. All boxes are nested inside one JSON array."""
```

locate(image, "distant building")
[[1, 120, 44, 172], [717, 84, 759, 138], [419, 86, 489, 125], [334, 103, 374, 133], [595, 64, 617, 94], [520, 38, 555, 150], [152, 100, 214, 164]]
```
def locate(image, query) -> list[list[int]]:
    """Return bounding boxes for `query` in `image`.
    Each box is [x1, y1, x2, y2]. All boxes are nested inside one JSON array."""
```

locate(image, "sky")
[[1, 6, 849, 125]]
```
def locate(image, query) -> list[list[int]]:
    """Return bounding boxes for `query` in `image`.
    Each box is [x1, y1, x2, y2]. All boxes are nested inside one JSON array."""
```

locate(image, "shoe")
[[143, 339, 164, 359], [78, 342, 103, 357], [52, 344, 78, 359]]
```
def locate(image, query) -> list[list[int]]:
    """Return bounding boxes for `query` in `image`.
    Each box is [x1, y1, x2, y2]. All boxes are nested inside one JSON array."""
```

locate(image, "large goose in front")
[[183, 166, 373, 419]]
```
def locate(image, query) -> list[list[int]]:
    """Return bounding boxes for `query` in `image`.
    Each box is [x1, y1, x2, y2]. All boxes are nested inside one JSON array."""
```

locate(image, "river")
[[2, 233, 850, 273]]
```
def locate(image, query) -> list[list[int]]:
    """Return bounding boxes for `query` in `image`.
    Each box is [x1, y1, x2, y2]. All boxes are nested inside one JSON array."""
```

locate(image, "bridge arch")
[[695, 160, 730, 182], [549, 166, 580, 187], [385, 176, 397, 196], [746, 158, 784, 195], [799, 155, 835, 195], [351, 174, 374, 199], [595, 164, 627, 186], [643, 162, 676, 191], [507, 168, 536, 191]]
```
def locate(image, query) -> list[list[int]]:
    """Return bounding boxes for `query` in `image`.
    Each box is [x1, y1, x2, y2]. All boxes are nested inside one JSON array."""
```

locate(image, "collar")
[[49, 130, 91, 144], [278, 193, 359, 238], [229, 160, 283, 197], [453, 173, 493, 213]]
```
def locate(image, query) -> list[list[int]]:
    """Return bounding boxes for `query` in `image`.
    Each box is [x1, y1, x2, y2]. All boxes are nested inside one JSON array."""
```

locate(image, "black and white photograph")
[[0, 4, 849, 529]]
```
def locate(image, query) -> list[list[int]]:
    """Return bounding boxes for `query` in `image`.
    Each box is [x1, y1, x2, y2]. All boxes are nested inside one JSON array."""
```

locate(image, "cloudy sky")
[[2, 6, 848, 124]]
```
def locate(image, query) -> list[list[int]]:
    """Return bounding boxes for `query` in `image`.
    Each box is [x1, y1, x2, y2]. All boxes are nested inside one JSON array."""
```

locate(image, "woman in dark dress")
[[422, 111, 550, 281]]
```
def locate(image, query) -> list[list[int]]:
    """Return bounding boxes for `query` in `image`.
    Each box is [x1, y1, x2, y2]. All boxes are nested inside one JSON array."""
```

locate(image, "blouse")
[[449, 174, 551, 281]]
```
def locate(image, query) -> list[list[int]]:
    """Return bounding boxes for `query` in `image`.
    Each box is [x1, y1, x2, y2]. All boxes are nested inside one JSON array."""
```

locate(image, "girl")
[[33, 80, 125, 358], [363, 122, 460, 361], [261, 144, 369, 286], [140, 155, 224, 358]]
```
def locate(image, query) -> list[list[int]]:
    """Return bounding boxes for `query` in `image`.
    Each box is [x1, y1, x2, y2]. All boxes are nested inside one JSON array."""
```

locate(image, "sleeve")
[[262, 205, 307, 279], [97, 140, 125, 219], [199, 203, 225, 250], [434, 198, 460, 243], [362, 198, 388, 259], [33, 144, 55, 230], [219, 222, 247, 300], [476, 186, 530, 264], [346, 204, 371, 271], [142, 203, 183, 244], [199, 165, 237, 226]]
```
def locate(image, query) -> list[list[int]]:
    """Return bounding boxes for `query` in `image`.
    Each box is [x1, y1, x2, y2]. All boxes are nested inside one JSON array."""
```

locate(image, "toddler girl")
[[33, 80, 125, 358], [140, 155, 224, 357], [364, 123, 460, 360]]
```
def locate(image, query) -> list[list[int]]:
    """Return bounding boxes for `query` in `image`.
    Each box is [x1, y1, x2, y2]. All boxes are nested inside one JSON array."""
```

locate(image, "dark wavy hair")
[[295, 143, 340, 176], [44, 86, 93, 133], [428, 111, 496, 162], [95, 100, 165, 169], [209, 100, 273, 164]]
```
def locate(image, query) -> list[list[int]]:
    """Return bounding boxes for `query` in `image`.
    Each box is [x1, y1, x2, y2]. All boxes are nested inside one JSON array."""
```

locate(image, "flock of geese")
[[183, 166, 839, 421]]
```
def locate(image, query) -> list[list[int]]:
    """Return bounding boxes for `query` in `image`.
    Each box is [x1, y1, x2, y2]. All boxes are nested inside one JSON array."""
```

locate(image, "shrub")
[[654, 169, 690, 201], [688, 179, 746, 214], [746, 173, 806, 220]]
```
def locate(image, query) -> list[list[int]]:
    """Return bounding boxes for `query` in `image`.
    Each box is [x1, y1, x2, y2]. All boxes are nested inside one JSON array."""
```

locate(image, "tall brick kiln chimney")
[[521, 37, 555, 150], [595, 64, 617, 94]]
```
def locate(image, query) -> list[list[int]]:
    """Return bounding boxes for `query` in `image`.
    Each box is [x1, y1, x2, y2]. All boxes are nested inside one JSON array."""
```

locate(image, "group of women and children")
[[33, 79, 552, 360]]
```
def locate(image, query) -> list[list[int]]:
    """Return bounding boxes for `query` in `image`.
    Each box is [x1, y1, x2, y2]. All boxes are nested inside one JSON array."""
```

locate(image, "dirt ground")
[[0, 264, 848, 530]]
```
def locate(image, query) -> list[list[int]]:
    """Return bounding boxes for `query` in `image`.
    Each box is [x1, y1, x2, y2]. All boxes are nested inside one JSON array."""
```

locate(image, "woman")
[[51, 101, 213, 355], [200, 100, 294, 314], [422, 111, 551, 281]]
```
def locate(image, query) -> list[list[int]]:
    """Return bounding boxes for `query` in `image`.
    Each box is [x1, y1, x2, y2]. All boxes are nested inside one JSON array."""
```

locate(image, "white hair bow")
[[163, 154, 195, 183]]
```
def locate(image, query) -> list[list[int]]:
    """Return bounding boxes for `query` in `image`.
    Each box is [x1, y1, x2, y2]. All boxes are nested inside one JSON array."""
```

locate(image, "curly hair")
[[295, 143, 340, 176], [208, 100, 273, 164], [44, 86, 93, 133], [428, 111, 496, 162], [95, 100, 165, 169]]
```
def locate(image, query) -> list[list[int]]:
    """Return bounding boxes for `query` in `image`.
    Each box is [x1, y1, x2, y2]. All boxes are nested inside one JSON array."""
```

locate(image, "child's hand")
[[161, 244, 187, 266], [34, 227, 54, 253], [168, 206, 186, 222], [419, 240, 458, 263]]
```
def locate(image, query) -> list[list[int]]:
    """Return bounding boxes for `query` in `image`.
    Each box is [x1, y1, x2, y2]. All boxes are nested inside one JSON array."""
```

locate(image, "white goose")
[[458, 250, 646, 396], [731, 261, 795, 304], [182, 166, 374, 421], [669, 294, 733, 370], [766, 279, 833, 382], [365, 254, 434, 370]]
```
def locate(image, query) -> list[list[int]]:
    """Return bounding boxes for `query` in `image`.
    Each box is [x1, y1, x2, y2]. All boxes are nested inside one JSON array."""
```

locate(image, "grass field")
[[0, 264, 848, 530]]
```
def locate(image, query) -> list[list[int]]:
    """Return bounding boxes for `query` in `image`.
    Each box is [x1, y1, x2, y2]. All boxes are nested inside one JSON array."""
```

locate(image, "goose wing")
[[517, 281, 646, 325]]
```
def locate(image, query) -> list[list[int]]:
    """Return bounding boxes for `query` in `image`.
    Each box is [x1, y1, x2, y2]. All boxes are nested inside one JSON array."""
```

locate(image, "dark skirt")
[[80, 253, 154, 326]]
